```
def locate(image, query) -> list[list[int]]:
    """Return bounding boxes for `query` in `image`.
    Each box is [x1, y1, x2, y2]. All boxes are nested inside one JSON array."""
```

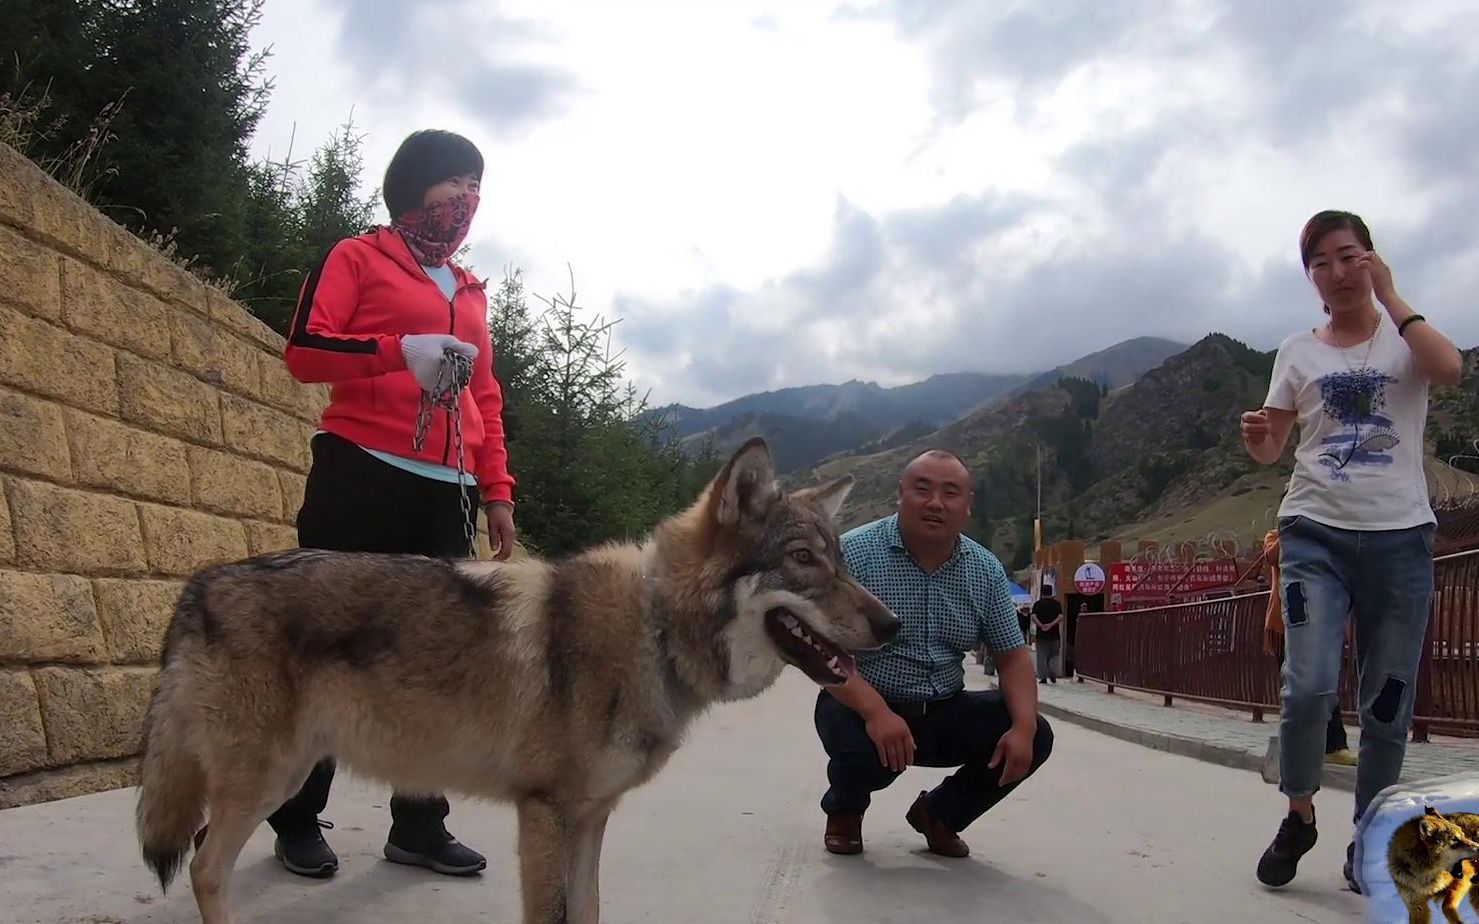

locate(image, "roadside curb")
[[988, 679, 1359, 792]]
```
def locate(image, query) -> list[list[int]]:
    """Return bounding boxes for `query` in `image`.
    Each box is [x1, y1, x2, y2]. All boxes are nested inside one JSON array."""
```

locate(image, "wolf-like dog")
[[135, 438, 899, 924], [1388, 805, 1479, 924]]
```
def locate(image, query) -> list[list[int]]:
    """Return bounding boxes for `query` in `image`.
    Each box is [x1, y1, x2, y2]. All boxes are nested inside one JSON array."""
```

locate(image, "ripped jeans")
[[1276, 515, 1435, 823]]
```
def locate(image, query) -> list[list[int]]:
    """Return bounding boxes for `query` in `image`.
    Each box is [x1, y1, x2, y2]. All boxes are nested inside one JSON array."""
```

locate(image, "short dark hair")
[[382, 129, 484, 219], [904, 449, 973, 487], [1299, 210, 1373, 270]]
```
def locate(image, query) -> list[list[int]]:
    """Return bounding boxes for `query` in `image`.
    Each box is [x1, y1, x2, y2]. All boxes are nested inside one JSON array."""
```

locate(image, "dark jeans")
[[1275, 515, 1435, 823], [814, 688, 1054, 833], [267, 432, 481, 849], [1275, 646, 1349, 753]]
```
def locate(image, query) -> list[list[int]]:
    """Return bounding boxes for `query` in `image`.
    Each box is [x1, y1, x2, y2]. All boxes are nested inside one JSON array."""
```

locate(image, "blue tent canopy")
[[1006, 580, 1033, 604]]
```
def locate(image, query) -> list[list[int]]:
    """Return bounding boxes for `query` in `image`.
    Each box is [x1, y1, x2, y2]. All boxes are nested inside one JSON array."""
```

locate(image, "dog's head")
[[1414, 805, 1479, 867], [657, 438, 900, 700]]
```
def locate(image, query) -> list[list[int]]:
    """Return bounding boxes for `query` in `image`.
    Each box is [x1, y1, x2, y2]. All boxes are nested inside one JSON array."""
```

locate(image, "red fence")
[[1073, 548, 1479, 741]]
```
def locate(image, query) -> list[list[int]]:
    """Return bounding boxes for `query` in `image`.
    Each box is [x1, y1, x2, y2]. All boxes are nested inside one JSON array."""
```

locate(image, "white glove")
[[401, 334, 478, 392]]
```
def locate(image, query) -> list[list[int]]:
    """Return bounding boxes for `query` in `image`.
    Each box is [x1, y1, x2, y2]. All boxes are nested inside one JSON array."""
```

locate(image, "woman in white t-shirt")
[[1239, 210, 1463, 894]]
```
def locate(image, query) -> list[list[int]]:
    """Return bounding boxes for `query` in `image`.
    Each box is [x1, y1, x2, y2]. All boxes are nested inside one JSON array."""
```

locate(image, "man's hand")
[[484, 502, 515, 561], [988, 724, 1035, 786], [864, 707, 914, 772]]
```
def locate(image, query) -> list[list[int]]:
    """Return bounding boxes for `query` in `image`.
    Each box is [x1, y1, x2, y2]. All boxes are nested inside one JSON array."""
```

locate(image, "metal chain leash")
[[411, 349, 478, 559]]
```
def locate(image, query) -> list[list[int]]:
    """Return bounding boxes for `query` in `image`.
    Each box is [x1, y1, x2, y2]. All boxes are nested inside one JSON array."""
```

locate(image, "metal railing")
[[1073, 548, 1479, 742]]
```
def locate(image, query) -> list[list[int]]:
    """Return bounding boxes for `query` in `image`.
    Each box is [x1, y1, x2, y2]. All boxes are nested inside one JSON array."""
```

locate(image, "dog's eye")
[[789, 549, 816, 566]]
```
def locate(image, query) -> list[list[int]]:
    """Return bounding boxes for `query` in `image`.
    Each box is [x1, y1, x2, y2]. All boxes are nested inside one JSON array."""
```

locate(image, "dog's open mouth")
[[764, 607, 856, 686]]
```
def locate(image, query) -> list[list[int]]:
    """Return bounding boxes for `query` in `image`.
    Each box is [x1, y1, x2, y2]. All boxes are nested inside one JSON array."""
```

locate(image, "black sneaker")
[[1256, 809, 1317, 887], [384, 833, 486, 876], [274, 820, 338, 878], [1343, 841, 1361, 893]]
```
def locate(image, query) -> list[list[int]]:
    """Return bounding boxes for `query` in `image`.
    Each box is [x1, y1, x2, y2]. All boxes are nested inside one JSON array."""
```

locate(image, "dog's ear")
[[794, 476, 854, 521], [1425, 805, 1441, 817], [714, 438, 778, 527], [1418, 815, 1445, 843]]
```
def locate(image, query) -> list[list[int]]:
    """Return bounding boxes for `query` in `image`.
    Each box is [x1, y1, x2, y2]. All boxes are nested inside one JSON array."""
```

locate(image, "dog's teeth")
[[790, 626, 805, 638], [781, 614, 798, 629], [827, 657, 840, 671]]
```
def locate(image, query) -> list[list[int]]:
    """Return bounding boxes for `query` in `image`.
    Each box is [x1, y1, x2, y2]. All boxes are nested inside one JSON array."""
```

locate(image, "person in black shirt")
[[1031, 588, 1064, 684]]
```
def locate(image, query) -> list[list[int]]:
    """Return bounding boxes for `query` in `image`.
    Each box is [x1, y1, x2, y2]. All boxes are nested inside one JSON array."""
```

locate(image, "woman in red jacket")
[[271, 129, 516, 879]]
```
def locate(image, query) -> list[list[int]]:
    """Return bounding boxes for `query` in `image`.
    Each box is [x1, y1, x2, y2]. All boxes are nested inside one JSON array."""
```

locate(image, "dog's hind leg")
[[566, 800, 616, 924], [189, 791, 264, 924], [517, 796, 573, 924]]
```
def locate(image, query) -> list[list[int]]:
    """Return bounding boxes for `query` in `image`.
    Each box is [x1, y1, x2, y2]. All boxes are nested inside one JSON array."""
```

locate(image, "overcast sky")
[[249, 0, 1479, 408]]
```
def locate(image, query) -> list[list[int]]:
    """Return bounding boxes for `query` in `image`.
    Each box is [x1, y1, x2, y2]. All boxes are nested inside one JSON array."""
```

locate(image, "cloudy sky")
[[249, 0, 1479, 408]]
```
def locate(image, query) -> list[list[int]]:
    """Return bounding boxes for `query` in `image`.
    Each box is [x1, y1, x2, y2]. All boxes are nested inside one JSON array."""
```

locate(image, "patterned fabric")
[[390, 191, 479, 267], [842, 514, 1024, 702]]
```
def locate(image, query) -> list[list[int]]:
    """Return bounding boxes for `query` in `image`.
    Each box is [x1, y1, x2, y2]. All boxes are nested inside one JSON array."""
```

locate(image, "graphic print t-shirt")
[[1265, 319, 1434, 531]]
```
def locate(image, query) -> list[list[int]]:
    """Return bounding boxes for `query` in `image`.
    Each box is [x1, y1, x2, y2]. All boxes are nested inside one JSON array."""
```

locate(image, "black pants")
[[267, 433, 480, 849], [815, 689, 1054, 833]]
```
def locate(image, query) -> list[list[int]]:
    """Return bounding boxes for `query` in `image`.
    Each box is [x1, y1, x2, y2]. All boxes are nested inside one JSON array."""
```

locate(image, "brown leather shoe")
[[824, 813, 863, 855], [906, 792, 969, 858]]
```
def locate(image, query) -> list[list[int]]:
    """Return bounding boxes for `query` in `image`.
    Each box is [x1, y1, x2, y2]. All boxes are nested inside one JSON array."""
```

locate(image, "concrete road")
[[1, 671, 1363, 924]]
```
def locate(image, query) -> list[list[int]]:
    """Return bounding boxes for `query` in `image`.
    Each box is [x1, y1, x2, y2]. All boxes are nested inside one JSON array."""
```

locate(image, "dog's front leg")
[[518, 797, 572, 924], [566, 800, 616, 924]]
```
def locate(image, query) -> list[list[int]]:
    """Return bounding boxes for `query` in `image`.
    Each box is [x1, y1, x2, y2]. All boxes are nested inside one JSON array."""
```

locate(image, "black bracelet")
[[1398, 314, 1426, 336]]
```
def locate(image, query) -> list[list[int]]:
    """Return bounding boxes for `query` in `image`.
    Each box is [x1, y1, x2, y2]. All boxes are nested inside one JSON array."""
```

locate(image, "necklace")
[[1330, 309, 1381, 375]]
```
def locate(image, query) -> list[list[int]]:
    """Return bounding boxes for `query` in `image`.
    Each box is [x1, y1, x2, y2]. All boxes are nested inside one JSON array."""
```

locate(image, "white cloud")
[[248, 0, 1479, 408]]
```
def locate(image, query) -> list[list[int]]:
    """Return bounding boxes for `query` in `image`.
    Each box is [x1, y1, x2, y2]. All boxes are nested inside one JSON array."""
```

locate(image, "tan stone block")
[[245, 520, 299, 556], [65, 409, 191, 505], [0, 570, 106, 663], [0, 224, 61, 321], [0, 304, 120, 415], [277, 470, 307, 522], [0, 386, 71, 480], [206, 285, 283, 351], [137, 503, 247, 576], [60, 259, 172, 361], [0, 479, 13, 564], [0, 144, 36, 229], [136, 250, 205, 309], [0, 670, 49, 776], [34, 666, 157, 763], [0, 757, 140, 809], [98, 219, 148, 286], [5, 478, 147, 573], [257, 351, 327, 422], [221, 394, 310, 471], [170, 309, 260, 396], [117, 353, 223, 445], [188, 446, 281, 520], [8, 150, 110, 261], [92, 578, 182, 663]]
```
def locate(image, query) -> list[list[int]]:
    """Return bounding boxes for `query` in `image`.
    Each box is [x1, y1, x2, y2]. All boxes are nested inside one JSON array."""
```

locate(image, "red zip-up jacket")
[[284, 227, 515, 505]]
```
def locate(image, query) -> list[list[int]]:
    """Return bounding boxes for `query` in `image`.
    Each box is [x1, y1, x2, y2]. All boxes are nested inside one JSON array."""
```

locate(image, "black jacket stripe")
[[288, 243, 379, 354]]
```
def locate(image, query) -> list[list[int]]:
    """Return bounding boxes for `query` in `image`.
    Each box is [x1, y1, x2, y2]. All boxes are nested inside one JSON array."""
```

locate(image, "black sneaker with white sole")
[[274, 820, 339, 878], [1343, 841, 1362, 893], [1256, 809, 1317, 887], [383, 833, 487, 876]]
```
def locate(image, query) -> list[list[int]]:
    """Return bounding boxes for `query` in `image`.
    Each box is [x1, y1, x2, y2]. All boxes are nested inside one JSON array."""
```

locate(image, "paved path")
[[3, 671, 1362, 924], [1013, 669, 1479, 789]]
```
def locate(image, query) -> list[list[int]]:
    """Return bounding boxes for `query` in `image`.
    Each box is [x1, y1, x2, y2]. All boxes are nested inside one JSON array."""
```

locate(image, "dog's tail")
[[135, 589, 207, 893]]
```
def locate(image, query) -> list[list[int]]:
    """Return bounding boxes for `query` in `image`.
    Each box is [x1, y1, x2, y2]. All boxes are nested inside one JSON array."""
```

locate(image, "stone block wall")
[[0, 140, 340, 808]]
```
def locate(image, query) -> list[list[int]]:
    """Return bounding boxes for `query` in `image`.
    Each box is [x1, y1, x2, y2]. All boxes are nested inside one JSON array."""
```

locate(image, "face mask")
[[391, 190, 479, 267]]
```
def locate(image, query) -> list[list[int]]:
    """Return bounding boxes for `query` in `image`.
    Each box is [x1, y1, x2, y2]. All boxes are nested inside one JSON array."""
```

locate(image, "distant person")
[[816, 450, 1053, 858], [1031, 587, 1063, 684], [1261, 529, 1356, 767], [1240, 210, 1461, 893], [275, 129, 519, 880]]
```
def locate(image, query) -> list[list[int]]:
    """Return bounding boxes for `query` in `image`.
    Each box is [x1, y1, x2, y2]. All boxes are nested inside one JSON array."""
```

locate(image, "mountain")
[[1016, 336, 1190, 393], [806, 337, 1479, 573], [645, 337, 1189, 474]]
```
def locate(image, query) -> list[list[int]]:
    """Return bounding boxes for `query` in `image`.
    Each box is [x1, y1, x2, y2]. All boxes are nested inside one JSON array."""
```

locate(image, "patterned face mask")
[[391, 190, 479, 267]]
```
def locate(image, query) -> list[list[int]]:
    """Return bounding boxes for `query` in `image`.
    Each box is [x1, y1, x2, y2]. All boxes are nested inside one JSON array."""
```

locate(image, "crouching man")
[[815, 450, 1053, 857]]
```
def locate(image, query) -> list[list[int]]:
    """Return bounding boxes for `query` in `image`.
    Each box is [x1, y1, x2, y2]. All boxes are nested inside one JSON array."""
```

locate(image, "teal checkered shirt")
[[841, 514, 1025, 702]]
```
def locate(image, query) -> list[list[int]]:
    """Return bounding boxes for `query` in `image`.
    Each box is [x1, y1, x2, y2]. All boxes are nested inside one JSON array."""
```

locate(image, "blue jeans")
[[1275, 515, 1435, 823]]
